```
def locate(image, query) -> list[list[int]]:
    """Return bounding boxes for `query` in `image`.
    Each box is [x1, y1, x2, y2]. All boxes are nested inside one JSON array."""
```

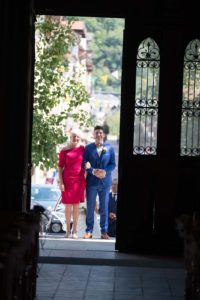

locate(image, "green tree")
[[32, 16, 91, 170], [106, 111, 120, 136], [80, 17, 124, 93]]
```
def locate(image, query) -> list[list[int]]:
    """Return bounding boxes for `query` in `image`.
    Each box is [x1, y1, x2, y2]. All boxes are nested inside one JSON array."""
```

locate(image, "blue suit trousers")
[[86, 185, 110, 234]]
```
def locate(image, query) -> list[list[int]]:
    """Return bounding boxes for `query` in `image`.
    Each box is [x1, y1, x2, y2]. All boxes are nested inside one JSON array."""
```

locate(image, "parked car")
[[49, 205, 72, 233], [31, 184, 61, 210], [31, 184, 70, 234]]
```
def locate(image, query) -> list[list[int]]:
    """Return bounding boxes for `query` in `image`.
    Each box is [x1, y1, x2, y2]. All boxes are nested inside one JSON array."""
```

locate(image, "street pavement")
[[77, 210, 101, 239]]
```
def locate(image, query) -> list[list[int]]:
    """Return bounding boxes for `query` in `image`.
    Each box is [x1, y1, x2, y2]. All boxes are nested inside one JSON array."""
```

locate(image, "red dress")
[[58, 145, 86, 204]]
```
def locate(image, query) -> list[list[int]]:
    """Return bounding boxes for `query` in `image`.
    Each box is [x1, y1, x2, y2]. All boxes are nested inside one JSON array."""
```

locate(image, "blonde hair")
[[60, 128, 83, 151], [70, 128, 82, 138]]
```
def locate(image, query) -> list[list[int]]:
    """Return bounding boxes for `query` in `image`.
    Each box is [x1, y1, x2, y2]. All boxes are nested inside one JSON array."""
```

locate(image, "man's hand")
[[93, 169, 106, 178], [109, 212, 117, 220]]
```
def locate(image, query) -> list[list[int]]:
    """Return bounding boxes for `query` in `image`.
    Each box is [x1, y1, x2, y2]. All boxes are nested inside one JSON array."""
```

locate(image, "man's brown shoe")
[[101, 233, 109, 240], [83, 232, 92, 239]]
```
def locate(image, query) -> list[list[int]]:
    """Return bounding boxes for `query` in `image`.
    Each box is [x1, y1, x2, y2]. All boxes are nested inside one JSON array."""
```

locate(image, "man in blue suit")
[[83, 125, 116, 239]]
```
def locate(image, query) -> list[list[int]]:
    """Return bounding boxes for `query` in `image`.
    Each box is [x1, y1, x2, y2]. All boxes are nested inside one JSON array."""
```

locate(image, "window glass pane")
[[181, 39, 200, 156], [133, 37, 160, 155]]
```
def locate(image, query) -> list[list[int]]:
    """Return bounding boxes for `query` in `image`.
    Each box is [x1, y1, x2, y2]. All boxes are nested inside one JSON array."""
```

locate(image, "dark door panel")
[[116, 20, 200, 254]]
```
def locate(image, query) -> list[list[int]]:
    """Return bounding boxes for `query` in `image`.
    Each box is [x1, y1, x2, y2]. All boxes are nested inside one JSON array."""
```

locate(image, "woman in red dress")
[[58, 129, 86, 238]]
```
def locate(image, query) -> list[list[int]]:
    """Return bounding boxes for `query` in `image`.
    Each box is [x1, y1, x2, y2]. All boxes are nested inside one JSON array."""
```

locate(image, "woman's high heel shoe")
[[72, 232, 78, 239], [65, 231, 72, 238]]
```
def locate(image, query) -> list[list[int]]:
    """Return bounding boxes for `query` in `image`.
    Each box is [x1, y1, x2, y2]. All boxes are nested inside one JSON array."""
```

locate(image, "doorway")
[[30, 3, 200, 255], [31, 15, 124, 253]]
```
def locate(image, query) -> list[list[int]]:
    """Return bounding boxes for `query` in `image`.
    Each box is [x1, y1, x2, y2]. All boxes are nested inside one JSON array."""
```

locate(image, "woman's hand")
[[59, 182, 65, 192], [85, 161, 91, 169]]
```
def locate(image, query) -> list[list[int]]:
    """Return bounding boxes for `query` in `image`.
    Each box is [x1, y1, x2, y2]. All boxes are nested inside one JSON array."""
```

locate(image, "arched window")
[[133, 37, 160, 155], [181, 39, 200, 156]]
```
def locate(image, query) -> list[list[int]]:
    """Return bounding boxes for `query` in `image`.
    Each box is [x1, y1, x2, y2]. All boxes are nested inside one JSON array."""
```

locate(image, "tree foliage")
[[32, 16, 91, 170], [80, 17, 124, 93], [106, 110, 120, 137]]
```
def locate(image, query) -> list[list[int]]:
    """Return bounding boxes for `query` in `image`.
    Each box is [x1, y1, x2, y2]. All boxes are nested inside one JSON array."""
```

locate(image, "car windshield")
[[31, 186, 60, 201]]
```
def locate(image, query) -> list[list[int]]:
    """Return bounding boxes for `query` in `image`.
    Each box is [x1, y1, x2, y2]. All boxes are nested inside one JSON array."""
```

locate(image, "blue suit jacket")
[[84, 142, 116, 188]]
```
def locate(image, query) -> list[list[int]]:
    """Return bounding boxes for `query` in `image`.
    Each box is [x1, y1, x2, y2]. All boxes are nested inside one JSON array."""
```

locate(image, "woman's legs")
[[72, 204, 79, 235], [64, 203, 80, 238], [65, 204, 72, 236]]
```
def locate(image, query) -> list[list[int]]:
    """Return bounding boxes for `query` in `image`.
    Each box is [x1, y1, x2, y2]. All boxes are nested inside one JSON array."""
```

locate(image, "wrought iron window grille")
[[181, 39, 200, 157], [133, 37, 160, 155]]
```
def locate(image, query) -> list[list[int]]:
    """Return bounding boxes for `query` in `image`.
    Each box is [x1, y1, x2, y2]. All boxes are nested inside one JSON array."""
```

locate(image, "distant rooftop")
[[71, 21, 87, 37]]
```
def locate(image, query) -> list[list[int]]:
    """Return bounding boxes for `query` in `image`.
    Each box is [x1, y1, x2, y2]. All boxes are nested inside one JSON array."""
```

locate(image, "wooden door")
[[116, 18, 200, 254]]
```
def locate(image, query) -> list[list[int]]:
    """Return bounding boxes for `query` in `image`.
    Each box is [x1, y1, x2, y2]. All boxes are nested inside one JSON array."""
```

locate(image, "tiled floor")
[[36, 263, 184, 300], [36, 236, 185, 300]]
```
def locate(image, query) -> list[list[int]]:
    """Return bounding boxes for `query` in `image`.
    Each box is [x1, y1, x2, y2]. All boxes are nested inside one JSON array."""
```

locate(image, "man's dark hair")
[[94, 125, 104, 132]]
